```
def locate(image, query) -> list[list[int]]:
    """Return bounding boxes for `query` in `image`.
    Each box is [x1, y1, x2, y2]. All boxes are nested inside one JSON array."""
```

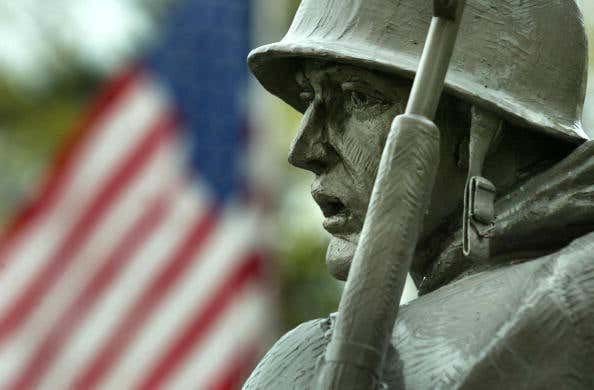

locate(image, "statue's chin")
[[326, 236, 358, 281]]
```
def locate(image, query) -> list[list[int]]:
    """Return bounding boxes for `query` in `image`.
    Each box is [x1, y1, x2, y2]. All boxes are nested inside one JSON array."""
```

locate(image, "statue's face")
[[289, 61, 467, 280]]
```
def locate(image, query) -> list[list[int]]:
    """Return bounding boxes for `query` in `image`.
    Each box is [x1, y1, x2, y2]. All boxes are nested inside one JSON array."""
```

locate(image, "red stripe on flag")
[[205, 346, 259, 390], [70, 206, 221, 390], [0, 113, 177, 343], [0, 67, 142, 264], [6, 193, 172, 390], [135, 253, 265, 390]]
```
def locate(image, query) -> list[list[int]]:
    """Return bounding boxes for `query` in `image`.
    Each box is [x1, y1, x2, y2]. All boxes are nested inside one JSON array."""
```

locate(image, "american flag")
[[0, 1, 274, 389]]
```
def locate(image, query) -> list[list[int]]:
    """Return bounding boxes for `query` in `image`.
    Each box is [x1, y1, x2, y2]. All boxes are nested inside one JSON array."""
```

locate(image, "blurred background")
[[0, 1, 593, 389], [0, 0, 341, 335]]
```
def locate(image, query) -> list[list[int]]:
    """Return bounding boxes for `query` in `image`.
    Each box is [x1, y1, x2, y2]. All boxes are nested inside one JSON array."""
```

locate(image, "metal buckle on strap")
[[468, 176, 495, 225], [463, 176, 496, 260]]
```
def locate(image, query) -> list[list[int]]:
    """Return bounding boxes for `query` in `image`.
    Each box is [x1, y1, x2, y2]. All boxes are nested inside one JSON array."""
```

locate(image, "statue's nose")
[[288, 103, 336, 175]]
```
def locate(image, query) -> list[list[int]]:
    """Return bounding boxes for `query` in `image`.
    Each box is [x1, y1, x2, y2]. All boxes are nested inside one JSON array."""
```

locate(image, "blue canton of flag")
[[147, 0, 251, 201]]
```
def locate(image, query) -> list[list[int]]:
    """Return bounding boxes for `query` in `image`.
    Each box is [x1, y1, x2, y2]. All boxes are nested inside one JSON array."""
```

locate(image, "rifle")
[[315, 1, 466, 388]]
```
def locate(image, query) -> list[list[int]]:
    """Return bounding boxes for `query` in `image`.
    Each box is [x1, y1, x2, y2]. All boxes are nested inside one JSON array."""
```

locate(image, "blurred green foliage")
[[0, 70, 99, 224], [277, 231, 341, 332]]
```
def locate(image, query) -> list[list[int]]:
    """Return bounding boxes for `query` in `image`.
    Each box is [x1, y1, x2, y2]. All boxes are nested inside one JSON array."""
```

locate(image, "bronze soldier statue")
[[245, 0, 594, 388]]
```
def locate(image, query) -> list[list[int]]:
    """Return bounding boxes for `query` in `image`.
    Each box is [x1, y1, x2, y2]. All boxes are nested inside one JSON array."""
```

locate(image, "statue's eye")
[[342, 82, 385, 110], [299, 91, 314, 105], [349, 91, 370, 108]]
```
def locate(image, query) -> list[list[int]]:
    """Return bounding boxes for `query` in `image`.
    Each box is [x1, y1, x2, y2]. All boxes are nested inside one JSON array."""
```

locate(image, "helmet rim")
[[249, 39, 589, 143]]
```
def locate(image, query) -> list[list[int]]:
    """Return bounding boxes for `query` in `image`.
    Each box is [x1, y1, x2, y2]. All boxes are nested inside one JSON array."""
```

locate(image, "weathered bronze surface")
[[245, 0, 594, 388]]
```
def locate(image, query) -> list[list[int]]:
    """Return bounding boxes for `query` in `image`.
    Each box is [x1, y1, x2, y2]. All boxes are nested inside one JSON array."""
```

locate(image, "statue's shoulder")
[[243, 317, 330, 389], [457, 232, 594, 388], [547, 231, 594, 344], [243, 234, 594, 390]]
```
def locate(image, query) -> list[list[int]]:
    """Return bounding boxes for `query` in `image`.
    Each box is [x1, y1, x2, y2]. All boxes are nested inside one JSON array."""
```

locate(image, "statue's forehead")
[[299, 60, 403, 87], [298, 60, 412, 106], [299, 60, 365, 82]]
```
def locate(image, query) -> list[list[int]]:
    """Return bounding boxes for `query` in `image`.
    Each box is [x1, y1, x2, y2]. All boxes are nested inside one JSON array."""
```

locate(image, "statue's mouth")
[[312, 190, 357, 237]]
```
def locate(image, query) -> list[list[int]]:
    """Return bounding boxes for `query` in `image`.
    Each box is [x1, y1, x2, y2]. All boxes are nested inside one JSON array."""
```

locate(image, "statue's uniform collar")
[[417, 140, 594, 294]]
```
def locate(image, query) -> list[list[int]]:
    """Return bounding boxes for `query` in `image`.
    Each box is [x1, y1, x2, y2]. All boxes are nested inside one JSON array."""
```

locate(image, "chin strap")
[[463, 106, 502, 261]]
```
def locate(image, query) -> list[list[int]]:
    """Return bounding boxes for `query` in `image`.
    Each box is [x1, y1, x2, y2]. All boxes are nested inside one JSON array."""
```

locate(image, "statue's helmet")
[[248, 0, 590, 142]]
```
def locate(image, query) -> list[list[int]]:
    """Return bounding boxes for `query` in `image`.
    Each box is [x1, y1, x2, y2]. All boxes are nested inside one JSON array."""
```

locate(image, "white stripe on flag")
[[0, 75, 170, 313], [35, 184, 210, 390], [0, 127, 181, 389], [97, 205, 259, 390], [163, 285, 271, 390]]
